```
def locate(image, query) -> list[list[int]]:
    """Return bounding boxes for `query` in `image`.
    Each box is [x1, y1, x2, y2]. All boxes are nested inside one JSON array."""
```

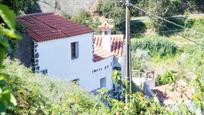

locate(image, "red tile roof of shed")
[[17, 13, 93, 42]]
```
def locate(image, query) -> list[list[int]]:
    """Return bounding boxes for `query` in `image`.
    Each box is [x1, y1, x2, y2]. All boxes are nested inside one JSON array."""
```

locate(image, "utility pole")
[[125, 0, 132, 105]]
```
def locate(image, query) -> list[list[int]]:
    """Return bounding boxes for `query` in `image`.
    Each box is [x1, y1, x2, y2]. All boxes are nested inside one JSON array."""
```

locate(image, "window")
[[100, 77, 106, 88], [71, 42, 79, 59], [41, 69, 47, 74], [105, 31, 108, 35], [72, 79, 79, 85]]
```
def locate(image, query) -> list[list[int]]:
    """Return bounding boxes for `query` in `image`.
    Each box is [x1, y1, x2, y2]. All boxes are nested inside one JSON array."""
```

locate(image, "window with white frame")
[[71, 42, 79, 59]]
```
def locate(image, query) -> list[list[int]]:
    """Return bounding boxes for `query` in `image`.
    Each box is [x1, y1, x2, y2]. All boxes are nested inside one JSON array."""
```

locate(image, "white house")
[[94, 21, 124, 70], [17, 13, 124, 91]]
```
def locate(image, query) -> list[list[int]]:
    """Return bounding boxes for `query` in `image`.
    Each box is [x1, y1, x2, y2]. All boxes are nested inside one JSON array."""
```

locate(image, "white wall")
[[92, 56, 113, 90], [112, 57, 123, 68], [36, 33, 113, 91]]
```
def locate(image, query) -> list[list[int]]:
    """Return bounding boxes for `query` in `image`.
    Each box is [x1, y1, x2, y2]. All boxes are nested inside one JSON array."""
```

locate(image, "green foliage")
[[129, 93, 170, 114], [188, 0, 204, 11], [0, 0, 38, 15], [71, 10, 101, 32], [187, 65, 204, 114], [146, 0, 181, 31], [0, 74, 17, 113], [0, 4, 16, 30], [71, 10, 92, 26], [97, 0, 117, 19], [191, 18, 204, 32], [2, 59, 109, 114], [0, 4, 20, 39], [0, 4, 20, 113], [97, 0, 125, 33], [131, 38, 177, 57], [156, 71, 176, 86], [183, 45, 204, 67], [97, 0, 204, 33], [112, 70, 122, 85], [102, 91, 171, 114]]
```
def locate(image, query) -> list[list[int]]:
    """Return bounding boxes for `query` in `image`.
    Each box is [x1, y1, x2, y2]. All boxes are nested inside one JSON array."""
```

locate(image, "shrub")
[[156, 71, 176, 86], [147, 0, 182, 31], [0, 4, 20, 113], [0, 0, 38, 15], [191, 18, 204, 32], [71, 10, 101, 32], [2, 59, 109, 114], [97, 0, 125, 33], [131, 38, 177, 57]]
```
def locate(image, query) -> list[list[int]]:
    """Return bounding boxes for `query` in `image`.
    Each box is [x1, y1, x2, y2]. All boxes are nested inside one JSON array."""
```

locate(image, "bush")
[[97, 0, 125, 33], [191, 18, 204, 32], [70, 10, 101, 32], [0, 0, 38, 15], [147, 0, 182, 31], [2, 59, 109, 114], [156, 71, 176, 86], [131, 38, 177, 57]]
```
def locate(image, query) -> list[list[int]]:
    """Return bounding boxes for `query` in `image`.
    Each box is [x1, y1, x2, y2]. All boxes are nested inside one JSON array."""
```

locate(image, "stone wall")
[[38, 0, 100, 15], [14, 34, 33, 67]]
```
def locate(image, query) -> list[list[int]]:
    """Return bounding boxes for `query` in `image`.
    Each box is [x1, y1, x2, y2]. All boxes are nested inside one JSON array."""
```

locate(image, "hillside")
[[37, 0, 100, 15], [1, 1, 204, 114], [2, 59, 109, 114]]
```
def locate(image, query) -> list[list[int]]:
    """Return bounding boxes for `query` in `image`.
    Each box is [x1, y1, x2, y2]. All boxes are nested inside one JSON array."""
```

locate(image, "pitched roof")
[[93, 46, 113, 62], [94, 35, 124, 57], [17, 13, 93, 42], [153, 80, 194, 105]]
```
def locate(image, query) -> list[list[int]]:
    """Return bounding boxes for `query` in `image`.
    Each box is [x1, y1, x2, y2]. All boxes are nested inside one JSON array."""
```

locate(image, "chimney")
[[99, 21, 113, 52]]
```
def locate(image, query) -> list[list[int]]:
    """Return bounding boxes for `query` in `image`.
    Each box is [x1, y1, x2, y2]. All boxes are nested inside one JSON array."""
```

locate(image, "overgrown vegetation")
[[71, 10, 101, 32], [97, 0, 204, 33], [0, 4, 20, 113], [1, 1, 204, 114], [2, 59, 109, 114], [131, 37, 177, 57], [156, 71, 176, 86], [97, 0, 125, 33], [0, 0, 38, 15]]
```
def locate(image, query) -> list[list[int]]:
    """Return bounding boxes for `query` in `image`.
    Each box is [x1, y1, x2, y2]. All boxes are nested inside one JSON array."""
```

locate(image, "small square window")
[[72, 79, 79, 85], [71, 42, 79, 59]]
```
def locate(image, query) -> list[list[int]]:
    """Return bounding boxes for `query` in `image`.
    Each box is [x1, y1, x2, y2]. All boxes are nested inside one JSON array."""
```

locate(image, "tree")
[[146, 0, 178, 31], [97, 0, 125, 33], [0, 0, 38, 15], [70, 10, 100, 32], [0, 4, 20, 113]]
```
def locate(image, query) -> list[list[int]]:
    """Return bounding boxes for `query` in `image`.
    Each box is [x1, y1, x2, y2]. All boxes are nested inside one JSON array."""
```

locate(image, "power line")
[[129, 4, 204, 36], [127, 3, 204, 47], [148, 14, 204, 47]]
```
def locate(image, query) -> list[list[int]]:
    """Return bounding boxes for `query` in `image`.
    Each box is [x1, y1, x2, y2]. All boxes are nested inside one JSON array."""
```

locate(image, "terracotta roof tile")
[[17, 13, 93, 42], [93, 46, 113, 62], [94, 35, 124, 57]]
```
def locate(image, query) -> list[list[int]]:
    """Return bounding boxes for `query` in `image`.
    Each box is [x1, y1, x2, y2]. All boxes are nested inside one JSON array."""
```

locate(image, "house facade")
[[17, 13, 124, 91]]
